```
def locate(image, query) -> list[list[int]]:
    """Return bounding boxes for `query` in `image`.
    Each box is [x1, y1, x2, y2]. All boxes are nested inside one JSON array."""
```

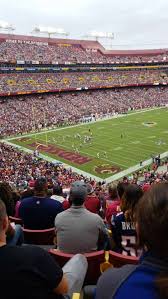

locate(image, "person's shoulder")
[[6, 244, 46, 259], [93, 196, 100, 203], [111, 212, 124, 225], [83, 207, 96, 215], [107, 201, 120, 213], [115, 212, 124, 220], [100, 264, 137, 281], [100, 264, 137, 279], [55, 208, 69, 219], [106, 202, 114, 210], [88, 195, 99, 200], [20, 196, 34, 206], [96, 264, 137, 298], [110, 199, 120, 206], [50, 198, 63, 207], [18, 244, 45, 254], [45, 197, 62, 207], [85, 210, 103, 221], [22, 245, 54, 263]]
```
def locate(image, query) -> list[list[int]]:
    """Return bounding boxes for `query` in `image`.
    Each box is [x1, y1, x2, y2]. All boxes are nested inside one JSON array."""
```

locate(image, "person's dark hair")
[[0, 199, 7, 229], [121, 184, 143, 222], [108, 183, 118, 200], [53, 184, 63, 196], [47, 189, 52, 197], [11, 191, 20, 205], [21, 188, 34, 200], [136, 182, 168, 298], [34, 177, 48, 195], [117, 181, 129, 199], [0, 182, 15, 216]]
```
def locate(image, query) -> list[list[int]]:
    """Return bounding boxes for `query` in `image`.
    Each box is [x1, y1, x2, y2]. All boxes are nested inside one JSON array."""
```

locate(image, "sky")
[[0, 0, 168, 49]]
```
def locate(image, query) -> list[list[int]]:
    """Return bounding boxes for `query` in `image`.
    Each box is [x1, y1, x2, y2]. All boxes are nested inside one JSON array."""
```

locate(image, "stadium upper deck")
[[0, 33, 168, 65], [0, 69, 168, 97]]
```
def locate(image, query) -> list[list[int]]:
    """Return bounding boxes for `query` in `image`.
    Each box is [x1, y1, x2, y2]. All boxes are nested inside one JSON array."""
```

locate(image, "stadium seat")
[[72, 293, 80, 299], [9, 216, 23, 225], [22, 227, 55, 245], [82, 251, 139, 299], [109, 250, 139, 267], [100, 251, 112, 273], [49, 249, 105, 285]]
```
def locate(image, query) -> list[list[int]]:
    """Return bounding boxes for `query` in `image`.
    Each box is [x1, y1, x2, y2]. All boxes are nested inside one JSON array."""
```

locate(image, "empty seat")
[[9, 216, 23, 225], [109, 250, 139, 267]]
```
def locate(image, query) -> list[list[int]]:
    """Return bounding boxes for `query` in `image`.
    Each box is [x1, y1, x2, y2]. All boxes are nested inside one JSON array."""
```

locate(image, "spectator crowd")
[[0, 70, 168, 95], [1, 39, 168, 64], [0, 86, 168, 137]]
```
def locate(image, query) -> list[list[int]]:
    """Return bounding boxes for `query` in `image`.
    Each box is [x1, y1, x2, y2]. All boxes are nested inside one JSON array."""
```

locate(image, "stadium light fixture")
[[32, 26, 69, 38], [0, 20, 15, 33], [83, 31, 114, 48], [89, 31, 114, 39], [84, 31, 114, 40]]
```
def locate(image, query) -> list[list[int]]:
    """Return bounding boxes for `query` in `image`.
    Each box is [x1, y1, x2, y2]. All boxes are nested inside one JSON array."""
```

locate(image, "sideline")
[[105, 151, 168, 184], [3, 140, 168, 183], [2, 140, 102, 182]]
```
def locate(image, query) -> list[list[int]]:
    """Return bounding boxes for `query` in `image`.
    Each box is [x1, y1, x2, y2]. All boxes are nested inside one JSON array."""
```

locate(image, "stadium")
[[1, 33, 168, 181], [0, 5, 168, 299]]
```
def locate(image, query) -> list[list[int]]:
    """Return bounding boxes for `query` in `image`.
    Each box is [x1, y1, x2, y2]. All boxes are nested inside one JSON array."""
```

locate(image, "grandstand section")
[[1, 86, 168, 137], [1, 33, 168, 65], [0, 70, 168, 96]]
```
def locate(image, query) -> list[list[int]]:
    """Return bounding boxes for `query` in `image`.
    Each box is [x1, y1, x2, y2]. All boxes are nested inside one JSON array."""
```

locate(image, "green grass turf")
[[9, 108, 168, 179]]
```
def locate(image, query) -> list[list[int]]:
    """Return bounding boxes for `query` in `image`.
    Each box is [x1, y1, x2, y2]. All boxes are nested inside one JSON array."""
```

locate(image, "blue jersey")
[[96, 253, 166, 299], [111, 212, 138, 256], [19, 196, 63, 229]]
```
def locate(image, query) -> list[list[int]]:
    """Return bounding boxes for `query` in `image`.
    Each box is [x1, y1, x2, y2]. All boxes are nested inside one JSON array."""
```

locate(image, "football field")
[[8, 107, 168, 180]]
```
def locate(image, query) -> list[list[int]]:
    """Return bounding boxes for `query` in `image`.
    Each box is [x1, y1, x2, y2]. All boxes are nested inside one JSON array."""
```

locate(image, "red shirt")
[[84, 195, 100, 214], [63, 200, 70, 210], [105, 199, 120, 224], [142, 183, 151, 192]]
